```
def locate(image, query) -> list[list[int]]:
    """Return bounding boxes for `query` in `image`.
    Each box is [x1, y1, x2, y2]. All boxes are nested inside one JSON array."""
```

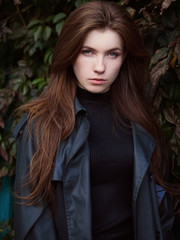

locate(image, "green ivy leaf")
[[44, 48, 53, 64], [34, 25, 43, 41], [53, 13, 66, 24], [28, 19, 43, 28], [32, 78, 45, 85], [55, 20, 65, 36], [38, 81, 46, 90], [48, 54, 53, 65], [42, 26, 52, 41], [44, 15, 54, 23], [32, 78, 46, 90], [22, 85, 28, 95], [29, 41, 43, 56]]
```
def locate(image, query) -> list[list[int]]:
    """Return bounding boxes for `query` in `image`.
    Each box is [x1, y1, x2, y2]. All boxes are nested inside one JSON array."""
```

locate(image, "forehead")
[[83, 28, 124, 50]]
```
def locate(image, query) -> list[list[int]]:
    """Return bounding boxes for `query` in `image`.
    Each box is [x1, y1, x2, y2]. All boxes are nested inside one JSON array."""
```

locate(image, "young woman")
[[14, 1, 177, 240]]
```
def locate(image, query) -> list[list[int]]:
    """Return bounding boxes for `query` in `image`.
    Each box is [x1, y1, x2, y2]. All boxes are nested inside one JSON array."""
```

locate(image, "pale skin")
[[73, 28, 126, 94]]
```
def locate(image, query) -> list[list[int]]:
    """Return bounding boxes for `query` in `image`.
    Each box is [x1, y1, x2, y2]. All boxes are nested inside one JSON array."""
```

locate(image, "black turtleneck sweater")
[[77, 87, 134, 240]]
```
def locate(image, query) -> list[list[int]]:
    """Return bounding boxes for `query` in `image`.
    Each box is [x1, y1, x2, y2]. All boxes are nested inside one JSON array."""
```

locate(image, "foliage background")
[[0, 0, 180, 238]]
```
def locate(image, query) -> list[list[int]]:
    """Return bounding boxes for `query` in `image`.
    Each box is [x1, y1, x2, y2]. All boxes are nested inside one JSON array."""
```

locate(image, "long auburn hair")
[[17, 1, 179, 208]]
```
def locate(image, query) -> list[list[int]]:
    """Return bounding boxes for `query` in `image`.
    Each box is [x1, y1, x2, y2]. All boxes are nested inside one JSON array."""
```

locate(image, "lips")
[[88, 78, 106, 84]]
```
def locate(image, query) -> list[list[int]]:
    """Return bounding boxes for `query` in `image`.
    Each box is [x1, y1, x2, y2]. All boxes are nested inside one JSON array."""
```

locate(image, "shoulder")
[[13, 113, 28, 139], [13, 113, 38, 144]]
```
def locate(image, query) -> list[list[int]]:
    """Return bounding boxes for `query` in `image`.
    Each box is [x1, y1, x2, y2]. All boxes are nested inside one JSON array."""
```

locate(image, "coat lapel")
[[131, 122, 156, 204], [52, 97, 89, 181]]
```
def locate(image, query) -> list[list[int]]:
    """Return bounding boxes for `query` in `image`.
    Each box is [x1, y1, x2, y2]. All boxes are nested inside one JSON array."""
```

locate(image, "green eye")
[[109, 52, 119, 57], [82, 50, 92, 55]]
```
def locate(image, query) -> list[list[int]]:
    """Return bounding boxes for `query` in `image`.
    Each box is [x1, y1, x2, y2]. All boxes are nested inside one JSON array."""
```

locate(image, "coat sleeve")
[[14, 115, 57, 240], [156, 184, 175, 240]]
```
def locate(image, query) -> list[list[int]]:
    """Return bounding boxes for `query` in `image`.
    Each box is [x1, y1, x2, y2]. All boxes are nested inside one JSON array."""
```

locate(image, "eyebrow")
[[82, 46, 123, 52]]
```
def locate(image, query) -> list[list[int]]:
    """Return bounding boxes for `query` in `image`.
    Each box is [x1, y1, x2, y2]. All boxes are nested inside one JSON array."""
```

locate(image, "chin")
[[86, 86, 109, 94]]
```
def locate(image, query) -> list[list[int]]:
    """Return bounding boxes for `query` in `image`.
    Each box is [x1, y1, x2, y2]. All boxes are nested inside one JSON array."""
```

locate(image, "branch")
[[16, 5, 27, 27]]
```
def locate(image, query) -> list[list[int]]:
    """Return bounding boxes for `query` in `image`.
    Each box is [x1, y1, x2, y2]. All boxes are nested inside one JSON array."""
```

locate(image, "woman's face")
[[73, 28, 125, 93]]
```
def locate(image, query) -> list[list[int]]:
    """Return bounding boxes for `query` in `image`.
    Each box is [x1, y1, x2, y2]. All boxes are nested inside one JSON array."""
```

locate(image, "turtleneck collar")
[[76, 87, 111, 104]]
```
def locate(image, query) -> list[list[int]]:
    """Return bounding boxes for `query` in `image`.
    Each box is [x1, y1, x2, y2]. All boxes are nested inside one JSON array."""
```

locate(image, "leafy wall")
[[0, 0, 180, 238]]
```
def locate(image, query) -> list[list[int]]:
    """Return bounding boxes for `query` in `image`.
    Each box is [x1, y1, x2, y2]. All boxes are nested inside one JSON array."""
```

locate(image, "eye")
[[81, 49, 93, 55], [108, 52, 120, 58]]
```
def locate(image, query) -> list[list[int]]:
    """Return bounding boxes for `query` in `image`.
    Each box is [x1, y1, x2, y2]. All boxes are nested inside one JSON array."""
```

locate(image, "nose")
[[93, 56, 105, 73]]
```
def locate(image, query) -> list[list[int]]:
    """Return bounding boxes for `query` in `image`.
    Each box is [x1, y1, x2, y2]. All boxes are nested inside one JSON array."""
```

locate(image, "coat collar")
[[74, 97, 87, 115]]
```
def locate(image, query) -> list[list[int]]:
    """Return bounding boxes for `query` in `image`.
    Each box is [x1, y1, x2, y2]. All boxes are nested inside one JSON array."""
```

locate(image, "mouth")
[[88, 78, 106, 84]]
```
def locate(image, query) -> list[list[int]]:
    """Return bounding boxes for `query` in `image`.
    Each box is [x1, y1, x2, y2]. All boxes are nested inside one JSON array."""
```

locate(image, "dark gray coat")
[[14, 98, 175, 240]]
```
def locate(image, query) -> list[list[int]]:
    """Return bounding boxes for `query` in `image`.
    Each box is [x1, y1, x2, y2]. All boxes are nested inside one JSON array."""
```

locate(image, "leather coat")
[[14, 97, 175, 240]]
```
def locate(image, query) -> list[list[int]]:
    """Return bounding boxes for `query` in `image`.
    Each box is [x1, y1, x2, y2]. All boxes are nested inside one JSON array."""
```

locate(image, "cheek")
[[109, 62, 122, 78], [73, 62, 87, 83], [73, 57, 79, 70], [73, 59, 81, 78], [73, 57, 87, 75]]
